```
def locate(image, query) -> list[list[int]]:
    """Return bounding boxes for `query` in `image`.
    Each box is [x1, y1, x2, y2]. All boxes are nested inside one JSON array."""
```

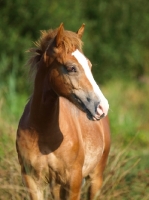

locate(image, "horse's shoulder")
[[18, 99, 31, 128]]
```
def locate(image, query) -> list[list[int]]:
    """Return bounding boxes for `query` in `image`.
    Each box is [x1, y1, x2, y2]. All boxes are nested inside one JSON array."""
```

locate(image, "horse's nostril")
[[86, 97, 91, 102], [96, 104, 104, 116], [98, 104, 103, 111]]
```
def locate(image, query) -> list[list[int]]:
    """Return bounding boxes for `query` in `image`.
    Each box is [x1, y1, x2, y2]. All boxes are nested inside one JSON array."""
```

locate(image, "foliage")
[[82, 0, 149, 81], [0, 0, 84, 94]]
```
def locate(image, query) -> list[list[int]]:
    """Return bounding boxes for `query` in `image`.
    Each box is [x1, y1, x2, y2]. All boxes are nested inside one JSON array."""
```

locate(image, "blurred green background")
[[0, 0, 149, 199]]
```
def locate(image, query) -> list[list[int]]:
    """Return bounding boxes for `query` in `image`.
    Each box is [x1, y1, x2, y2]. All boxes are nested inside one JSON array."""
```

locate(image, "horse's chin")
[[87, 112, 105, 121]]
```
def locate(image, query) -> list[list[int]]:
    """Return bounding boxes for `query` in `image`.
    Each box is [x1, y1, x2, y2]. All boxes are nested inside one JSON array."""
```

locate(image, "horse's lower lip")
[[93, 117, 97, 121], [87, 112, 105, 121], [84, 106, 105, 121], [93, 113, 105, 121]]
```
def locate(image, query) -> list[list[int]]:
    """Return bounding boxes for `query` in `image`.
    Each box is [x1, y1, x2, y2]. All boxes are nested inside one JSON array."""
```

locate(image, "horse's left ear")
[[76, 23, 85, 38], [55, 23, 64, 47]]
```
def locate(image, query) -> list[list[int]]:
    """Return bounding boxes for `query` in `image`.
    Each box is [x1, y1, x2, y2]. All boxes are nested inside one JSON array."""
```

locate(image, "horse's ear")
[[44, 23, 64, 64], [77, 23, 85, 38], [55, 23, 64, 47]]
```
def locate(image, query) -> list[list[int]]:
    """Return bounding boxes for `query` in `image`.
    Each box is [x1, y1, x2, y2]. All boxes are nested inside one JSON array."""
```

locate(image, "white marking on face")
[[71, 49, 109, 116]]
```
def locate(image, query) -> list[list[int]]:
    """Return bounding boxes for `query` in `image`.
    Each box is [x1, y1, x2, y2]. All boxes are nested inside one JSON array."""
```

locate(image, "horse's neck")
[[29, 61, 58, 130]]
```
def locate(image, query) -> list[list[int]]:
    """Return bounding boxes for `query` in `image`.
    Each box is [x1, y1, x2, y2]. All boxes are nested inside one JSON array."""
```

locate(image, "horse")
[[16, 23, 110, 200]]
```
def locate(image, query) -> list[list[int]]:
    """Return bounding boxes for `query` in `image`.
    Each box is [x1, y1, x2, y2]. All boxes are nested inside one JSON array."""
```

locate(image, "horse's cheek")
[[52, 74, 70, 97], [50, 70, 61, 89]]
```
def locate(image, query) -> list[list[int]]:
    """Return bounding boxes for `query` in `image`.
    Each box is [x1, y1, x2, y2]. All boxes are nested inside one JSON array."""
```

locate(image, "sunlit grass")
[[102, 78, 149, 147]]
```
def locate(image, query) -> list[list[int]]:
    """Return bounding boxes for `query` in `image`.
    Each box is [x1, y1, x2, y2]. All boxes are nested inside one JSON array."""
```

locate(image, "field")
[[0, 78, 149, 200]]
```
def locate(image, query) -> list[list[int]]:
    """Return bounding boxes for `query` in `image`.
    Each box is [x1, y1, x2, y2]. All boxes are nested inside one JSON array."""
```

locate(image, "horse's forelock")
[[27, 28, 83, 77], [62, 31, 83, 53]]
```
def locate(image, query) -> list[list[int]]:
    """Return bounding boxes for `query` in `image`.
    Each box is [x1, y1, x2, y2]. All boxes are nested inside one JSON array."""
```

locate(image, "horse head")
[[39, 23, 109, 120]]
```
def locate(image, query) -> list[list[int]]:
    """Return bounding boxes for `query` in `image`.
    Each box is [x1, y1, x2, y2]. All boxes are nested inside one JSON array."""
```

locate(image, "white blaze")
[[72, 49, 109, 116]]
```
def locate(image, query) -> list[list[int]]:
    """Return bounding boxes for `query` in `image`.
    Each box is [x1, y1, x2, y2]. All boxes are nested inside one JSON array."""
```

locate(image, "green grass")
[[0, 78, 149, 199], [103, 78, 149, 147]]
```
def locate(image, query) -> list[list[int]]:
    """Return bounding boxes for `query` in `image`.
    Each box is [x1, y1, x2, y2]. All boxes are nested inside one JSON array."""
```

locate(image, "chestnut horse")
[[16, 23, 110, 200]]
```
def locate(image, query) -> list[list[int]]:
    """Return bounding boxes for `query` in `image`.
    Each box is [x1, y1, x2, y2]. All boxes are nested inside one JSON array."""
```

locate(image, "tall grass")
[[0, 122, 148, 200], [103, 78, 149, 147]]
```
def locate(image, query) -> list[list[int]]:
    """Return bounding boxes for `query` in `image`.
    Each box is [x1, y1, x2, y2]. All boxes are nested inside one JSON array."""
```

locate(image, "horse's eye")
[[67, 66, 77, 73]]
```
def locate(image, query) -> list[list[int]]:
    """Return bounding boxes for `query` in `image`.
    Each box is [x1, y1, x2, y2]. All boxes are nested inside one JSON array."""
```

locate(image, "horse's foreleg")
[[50, 184, 60, 200], [69, 168, 83, 200], [88, 172, 103, 200], [89, 121, 110, 200], [61, 168, 82, 200], [89, 149, 110, 200], [22, 173, 44, 200]]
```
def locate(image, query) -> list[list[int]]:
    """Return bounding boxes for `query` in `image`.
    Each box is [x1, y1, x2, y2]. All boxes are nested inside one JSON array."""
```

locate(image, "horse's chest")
[[82, 133, 104, 177]]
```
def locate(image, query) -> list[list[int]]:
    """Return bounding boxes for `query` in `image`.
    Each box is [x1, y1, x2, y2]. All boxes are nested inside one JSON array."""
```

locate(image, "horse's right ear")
[[55, 23, 64, 47], [77, 23, 85, 38]]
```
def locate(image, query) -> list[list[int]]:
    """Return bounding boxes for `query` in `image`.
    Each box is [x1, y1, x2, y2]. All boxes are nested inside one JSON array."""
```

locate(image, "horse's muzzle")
[[72, 93, 109, 121]]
